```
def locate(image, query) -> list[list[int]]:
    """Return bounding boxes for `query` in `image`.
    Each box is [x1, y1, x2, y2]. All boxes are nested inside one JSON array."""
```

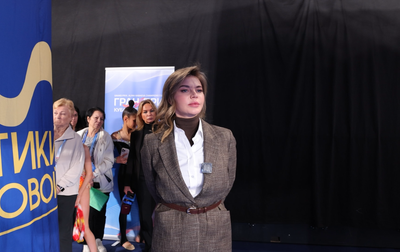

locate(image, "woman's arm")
[[113, 145, 132, 195], [124, 186, 133, 195], [115, 153, 128, 164], [227, 130, 237, 192], [124, 130, 138, 194], [75, 145, 93, 206]]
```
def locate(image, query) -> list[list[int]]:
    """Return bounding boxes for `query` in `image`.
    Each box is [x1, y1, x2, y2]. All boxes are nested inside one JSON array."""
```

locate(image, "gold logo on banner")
[[0, 41, 52, 127], [0, 41, 54, 236]]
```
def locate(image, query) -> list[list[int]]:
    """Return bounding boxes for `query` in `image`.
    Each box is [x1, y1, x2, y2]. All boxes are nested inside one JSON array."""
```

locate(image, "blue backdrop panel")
[[0, 0, 56, 251], [104, 67, 174, 241], [104, 67, 174, 132]]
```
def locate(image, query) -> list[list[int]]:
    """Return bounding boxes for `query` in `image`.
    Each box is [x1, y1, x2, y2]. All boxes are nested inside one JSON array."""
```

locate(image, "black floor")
[[72, 240, 400, 252]]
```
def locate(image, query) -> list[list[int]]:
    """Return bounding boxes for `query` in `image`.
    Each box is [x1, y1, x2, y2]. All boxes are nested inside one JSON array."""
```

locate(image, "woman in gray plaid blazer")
[[141, 65, 237, 252]]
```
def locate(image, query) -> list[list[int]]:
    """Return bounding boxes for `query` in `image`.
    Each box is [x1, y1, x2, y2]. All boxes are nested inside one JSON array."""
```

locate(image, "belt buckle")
[[186, 205, 197, 214]]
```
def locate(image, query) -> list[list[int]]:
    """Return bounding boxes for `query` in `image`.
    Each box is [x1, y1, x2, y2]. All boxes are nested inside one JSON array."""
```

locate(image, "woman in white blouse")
[[141, 66, 237, 252]]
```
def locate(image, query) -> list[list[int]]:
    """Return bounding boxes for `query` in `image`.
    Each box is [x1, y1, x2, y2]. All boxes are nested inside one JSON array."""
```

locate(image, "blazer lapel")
[[201, 120, 219, 195], [157, 131, 196, 203]]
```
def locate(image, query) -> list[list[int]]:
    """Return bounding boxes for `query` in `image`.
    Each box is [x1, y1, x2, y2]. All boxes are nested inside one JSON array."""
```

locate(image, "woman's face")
[[125, 114, 137, 130], [142, 103, 156, 124], [173, 75, 204, 118], [71, 110, 78, 128], [53, 106, 72, 129], [87, 110, 104, 131]]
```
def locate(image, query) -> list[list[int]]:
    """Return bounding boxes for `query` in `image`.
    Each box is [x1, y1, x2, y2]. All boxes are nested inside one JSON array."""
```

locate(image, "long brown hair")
[[154, 65, 208, 142]]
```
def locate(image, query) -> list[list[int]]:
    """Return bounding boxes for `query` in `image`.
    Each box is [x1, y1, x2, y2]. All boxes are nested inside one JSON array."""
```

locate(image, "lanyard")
[[55, 139, 67, 165], [82, 130, 98, 156]]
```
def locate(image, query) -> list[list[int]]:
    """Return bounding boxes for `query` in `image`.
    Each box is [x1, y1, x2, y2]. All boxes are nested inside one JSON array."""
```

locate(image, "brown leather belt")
[[162, 200, 222, 214]]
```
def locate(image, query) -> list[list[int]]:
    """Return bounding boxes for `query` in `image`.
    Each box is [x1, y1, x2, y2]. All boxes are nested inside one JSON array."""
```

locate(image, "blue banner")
[[0, 0, 57, 251], [105, 67, 174, 132], [104, 66, 174, 241]]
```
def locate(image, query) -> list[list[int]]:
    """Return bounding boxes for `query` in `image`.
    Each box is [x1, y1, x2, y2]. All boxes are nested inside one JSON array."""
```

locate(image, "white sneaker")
[[82, 245, 90, 252], [96, 238, 107, 252]]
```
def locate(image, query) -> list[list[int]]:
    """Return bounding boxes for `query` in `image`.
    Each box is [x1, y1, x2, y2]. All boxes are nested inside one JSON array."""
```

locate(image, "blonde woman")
[[125, 99, 157, 251], [53, 98, 85, 252]]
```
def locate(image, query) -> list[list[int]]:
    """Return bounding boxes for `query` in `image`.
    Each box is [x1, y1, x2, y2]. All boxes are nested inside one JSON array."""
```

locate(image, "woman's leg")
[[81, 187, 97, 252], [89, 193, 110, 240], [137, 178, 155, 251], [119, 212, 128, 244], [58, 195, 77, 252], [118, 168, 129, 244]]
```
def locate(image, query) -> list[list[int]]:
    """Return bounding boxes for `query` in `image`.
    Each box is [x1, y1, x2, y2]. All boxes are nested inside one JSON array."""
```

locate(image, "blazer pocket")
[[205, 210, 232, 251], [153, 210, 183, 251]]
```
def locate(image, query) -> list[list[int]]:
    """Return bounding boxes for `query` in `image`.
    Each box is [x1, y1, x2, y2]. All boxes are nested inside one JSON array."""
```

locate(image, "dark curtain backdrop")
[[53, 0, 400, 230]]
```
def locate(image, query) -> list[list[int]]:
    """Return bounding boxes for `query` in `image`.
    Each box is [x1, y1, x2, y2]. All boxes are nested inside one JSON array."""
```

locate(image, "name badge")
[[201, 163, 212, 174]]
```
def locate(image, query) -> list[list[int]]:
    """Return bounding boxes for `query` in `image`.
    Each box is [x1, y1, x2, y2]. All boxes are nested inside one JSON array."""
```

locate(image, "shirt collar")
[[56, 125, 75, 141]]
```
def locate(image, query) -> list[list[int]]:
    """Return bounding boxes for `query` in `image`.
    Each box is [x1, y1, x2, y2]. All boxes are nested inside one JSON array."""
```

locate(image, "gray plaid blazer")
[[141, 119, 237, 252]]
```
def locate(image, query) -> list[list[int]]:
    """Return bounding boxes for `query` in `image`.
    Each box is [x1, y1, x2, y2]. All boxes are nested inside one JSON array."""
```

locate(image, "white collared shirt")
[[174, 119, 204, 197]]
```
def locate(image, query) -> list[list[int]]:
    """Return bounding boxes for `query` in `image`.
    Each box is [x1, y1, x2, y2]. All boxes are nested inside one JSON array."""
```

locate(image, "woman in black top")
[[125, 99, 157, 252], [111, 100, 137, 250]]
